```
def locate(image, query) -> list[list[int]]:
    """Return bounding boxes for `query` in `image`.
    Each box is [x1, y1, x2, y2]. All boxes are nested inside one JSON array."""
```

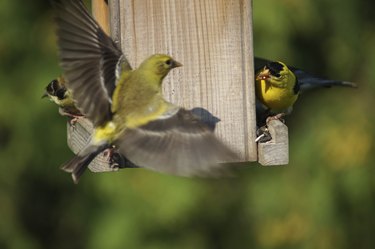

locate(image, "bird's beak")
[[41, 92, 48, 99], [256, 69, 271, 81], [171, 60, 183, 68]]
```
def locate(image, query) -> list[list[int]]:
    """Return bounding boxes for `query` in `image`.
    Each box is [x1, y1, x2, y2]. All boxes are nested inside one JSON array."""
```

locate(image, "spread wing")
[[115, 109, 238, 177], [52, 0, 132, 126]]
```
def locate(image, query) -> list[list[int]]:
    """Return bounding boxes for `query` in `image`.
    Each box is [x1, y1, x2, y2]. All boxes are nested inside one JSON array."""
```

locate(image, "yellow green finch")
[[254, 58, 357, 126], [51, 0, 237, 183], [42, 76, 83, 121]]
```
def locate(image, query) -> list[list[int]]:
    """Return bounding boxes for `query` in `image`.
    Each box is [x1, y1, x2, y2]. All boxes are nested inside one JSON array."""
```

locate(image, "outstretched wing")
[[52, 0, 132, 126], [115, 109, 238, 177]]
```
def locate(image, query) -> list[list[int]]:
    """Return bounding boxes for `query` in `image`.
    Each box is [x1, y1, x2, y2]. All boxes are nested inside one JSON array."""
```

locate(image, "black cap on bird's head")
[[266, 61, 284, 77], [256, 61, 287, 81], [42, 78, 67, 100]]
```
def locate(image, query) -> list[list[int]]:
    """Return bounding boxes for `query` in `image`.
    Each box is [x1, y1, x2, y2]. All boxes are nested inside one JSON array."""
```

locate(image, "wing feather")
[[52, 0, 132, 126], [115, 109, 238, 177]]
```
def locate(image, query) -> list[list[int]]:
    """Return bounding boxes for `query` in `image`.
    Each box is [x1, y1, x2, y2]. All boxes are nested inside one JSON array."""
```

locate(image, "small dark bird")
[[43, 76, 83, 122]]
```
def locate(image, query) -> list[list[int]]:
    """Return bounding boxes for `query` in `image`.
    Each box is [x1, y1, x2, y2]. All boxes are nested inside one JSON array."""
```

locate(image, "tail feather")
[[338, 81, 358, 88], [293, 69, 357, 93], [299, 78, 357, 93], [61, 144, 110, 184]]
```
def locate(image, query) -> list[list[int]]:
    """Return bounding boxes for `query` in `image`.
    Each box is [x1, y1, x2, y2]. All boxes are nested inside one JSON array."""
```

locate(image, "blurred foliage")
[[0, 0, 374, 248]]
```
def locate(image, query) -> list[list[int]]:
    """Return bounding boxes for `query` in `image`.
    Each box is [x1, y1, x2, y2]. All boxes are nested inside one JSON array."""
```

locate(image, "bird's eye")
[[165, 59, 172, 66]]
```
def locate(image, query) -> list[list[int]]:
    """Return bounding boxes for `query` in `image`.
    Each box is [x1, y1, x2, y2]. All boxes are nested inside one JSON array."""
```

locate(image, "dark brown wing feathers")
[[52, 0, 131, 126]]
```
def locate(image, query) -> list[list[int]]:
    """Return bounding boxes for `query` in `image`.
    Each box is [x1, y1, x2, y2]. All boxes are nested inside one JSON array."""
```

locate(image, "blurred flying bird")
[[51, 0, 237, 183]]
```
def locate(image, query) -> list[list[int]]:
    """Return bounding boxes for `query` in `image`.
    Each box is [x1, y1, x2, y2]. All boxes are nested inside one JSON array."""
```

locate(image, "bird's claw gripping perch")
[[255, 126, 272, 143], [105, 148, 140, 170], [266, 113, 286, 124], [68, 116, 81, 127], [59, 108, 83, 127], [256, 113, 286, 143]]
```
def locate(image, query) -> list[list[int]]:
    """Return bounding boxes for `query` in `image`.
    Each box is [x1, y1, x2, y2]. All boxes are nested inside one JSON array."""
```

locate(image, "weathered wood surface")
[[92, 0, 110, 34], [115, 0, 257, 162], [67, 119, 119, 172], [258, 120, 289, 166], [67, 118, 136, 171]]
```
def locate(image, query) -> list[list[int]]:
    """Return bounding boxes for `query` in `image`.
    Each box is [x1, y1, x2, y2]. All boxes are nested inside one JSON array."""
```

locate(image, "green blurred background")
[[0, 0, 374, 248]]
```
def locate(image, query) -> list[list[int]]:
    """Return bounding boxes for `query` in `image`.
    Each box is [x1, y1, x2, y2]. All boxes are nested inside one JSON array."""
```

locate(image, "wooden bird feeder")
[[67, 0, 289, 173]]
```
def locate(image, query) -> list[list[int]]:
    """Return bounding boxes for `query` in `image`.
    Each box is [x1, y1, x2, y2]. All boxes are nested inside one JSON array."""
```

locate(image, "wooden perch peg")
[[67, 118, 138, 172], [67, 118, 137, 172], [66, 119, 116, 172], [257, 119, 289, 166]]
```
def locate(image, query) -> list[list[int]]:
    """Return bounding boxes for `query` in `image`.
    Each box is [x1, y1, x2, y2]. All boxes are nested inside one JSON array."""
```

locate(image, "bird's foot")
[[103, 146, 115, 161], [69, 116, 81, 127], [255, 126, 272, 143], [266, 113, 286, 124], [60, 109, 83, 128], [102, 146, 121, 171], [256, 113, 286, 143], [108, 152, 125, 171]]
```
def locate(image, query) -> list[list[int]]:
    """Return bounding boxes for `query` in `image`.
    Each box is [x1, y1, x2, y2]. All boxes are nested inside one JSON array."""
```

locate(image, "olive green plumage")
[[51, 0, 237, 183]]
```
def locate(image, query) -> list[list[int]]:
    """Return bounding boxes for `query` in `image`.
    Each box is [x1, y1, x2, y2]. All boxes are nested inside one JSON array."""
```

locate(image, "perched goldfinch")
[[42, 76, 83, 120], [52, 0, 237, 183], [254, 58, 357, 126]]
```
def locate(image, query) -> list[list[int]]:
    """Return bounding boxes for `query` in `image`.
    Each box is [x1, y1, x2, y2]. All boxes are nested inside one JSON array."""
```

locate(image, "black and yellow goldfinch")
[[51, 0, 237, 183], [254, 58, 357, 126], [43, 76, 83, 121]]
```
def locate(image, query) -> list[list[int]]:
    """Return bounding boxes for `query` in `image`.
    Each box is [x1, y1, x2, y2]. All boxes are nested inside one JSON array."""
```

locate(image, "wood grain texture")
[[108, 0, 121, 43], [67, 118, 138, 172], [92, 0, 110, 35], [258, 120, 289, 166], [116, 0, 257, 161], [66, 118, 117, 172]]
